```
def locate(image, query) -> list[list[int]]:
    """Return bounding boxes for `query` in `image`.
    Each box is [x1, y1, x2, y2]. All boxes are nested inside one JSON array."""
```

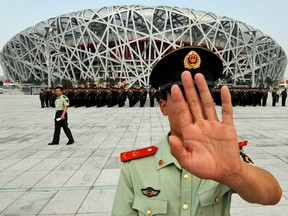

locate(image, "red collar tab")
[[120, 146, 158, 162], [238, 140, 248, 147]]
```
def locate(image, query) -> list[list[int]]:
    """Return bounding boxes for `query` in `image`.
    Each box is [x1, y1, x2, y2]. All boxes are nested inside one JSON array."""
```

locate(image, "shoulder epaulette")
[[120, 146, 158, 162], [240, 151, 254, 164], [238, 140, 254, 164]]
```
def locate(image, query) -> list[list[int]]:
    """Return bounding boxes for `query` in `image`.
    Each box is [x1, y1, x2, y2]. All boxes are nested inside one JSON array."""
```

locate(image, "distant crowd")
[[39, 87, 160, 108], [39, 87, 287, 108], [213, 87, 287, 107]]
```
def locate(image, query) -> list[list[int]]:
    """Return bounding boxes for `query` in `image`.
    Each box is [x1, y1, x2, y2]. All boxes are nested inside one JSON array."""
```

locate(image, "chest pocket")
[[198, 186, 232, 216], [132, 196, 167, 216]]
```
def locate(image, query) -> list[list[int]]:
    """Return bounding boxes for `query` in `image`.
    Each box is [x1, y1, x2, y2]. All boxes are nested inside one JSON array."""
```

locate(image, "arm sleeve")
[[63, 96, 70, 107], [111, 162, 138, 216]]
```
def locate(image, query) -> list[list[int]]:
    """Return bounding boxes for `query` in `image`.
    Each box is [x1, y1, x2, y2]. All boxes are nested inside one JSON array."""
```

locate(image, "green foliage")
[[61, 79, 73, 89], [53, 77, 61, 87], [265, 77, 279, 87], [22, 79, 43, 85]]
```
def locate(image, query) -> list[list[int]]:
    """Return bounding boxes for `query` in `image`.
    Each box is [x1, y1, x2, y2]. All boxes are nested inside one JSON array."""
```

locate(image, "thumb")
[[169, 135, 187, 161]]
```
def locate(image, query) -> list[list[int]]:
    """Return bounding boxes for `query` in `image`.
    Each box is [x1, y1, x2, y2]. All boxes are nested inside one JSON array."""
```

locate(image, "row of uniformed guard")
[[272, 88, 287, 106], [213, 88, 287, 107], [213, 88, 270, 107], [40, 87, 287, 108], [39, 87, 161, 108]]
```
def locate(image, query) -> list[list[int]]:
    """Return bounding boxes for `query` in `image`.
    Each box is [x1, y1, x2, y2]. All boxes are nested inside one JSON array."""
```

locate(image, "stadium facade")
[[0, 5, 287, 88]]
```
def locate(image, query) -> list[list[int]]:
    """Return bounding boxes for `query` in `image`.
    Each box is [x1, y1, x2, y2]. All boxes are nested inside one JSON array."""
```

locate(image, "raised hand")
[[169, 71, 242, 184]]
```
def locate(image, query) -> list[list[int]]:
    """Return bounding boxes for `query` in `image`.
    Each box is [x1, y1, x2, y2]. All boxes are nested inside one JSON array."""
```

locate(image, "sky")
[[0, 0, 287, 77]]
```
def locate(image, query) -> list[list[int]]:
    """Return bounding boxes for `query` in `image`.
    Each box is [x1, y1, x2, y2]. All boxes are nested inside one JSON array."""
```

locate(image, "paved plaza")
[[0, 94, 287, 216]]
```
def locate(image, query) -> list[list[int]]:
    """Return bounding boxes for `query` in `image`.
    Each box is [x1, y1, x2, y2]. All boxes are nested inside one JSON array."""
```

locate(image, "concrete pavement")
[[0, 95, 287, 215]]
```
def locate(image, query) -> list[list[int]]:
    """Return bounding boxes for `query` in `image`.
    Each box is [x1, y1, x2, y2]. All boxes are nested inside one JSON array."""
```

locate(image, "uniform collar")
[[155, 133, 182, 171]]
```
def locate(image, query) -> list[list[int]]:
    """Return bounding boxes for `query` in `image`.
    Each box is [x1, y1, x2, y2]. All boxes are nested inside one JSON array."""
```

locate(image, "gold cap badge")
[[184, 50, 201, 69]]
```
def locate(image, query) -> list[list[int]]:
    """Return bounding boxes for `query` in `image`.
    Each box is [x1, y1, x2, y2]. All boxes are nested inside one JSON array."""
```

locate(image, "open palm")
[[169, 72, 242, 183]]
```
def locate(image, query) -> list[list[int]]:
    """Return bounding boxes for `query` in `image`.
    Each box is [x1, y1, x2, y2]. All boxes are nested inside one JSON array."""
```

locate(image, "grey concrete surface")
[[0, 94, 287, 215]]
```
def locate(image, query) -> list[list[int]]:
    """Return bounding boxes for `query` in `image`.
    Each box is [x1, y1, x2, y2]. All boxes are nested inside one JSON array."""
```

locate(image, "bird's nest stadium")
[[0, 5, 287, 88]]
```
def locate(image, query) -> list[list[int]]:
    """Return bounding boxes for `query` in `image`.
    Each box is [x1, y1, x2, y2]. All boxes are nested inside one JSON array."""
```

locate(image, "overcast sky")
[[0, 0, 287, 77]]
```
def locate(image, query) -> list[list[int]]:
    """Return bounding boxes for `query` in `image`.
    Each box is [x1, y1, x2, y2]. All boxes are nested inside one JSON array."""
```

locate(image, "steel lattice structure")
[[0, 5, 287, 87]]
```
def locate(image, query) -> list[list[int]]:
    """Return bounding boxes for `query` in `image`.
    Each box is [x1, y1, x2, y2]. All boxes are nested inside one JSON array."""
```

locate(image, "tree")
[[62, 79, 73, 89]]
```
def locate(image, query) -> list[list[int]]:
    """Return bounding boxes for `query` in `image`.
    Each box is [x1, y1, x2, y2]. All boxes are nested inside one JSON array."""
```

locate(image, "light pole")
[[30, 26, 58, 88]]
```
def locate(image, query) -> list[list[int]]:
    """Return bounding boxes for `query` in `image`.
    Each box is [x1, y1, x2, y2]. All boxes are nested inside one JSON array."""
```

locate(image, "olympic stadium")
[[0, 5, 287, 88]]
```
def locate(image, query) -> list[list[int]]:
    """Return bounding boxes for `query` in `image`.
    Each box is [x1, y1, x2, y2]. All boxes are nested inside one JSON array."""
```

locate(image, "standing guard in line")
[[128, 88, 135, 107], [117, 89, 126, 107], [272, 89, 278, 106], [281, 89, 287, 106], [262, 89, 268, 106], [149, 88, 156, 107], [139, 87, 147, 107], [39, 89, 45, 108], [44, 89, 50, 107], [85, 89, 91, 107], [50, 89, 56, 108]]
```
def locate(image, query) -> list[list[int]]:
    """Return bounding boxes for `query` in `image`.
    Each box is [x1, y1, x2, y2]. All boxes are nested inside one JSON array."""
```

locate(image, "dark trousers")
[[282, 98, 286, 106], [52, 111, 74, 143], [40, 100, 45, 108]]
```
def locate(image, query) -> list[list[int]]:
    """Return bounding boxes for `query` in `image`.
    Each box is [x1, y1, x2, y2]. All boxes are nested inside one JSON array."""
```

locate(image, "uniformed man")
[[149, 88, 156, 107], [139, 87, 147, 107], [262, 88, 268, 106], [48, 86, 74, 145], [39, 89, 45, 108], [272, 88, 278, 106], [281, 88, 287, 106], [112, 46, 281, 216], [50, 89, 56, 108], [44, 88, 50, 107]]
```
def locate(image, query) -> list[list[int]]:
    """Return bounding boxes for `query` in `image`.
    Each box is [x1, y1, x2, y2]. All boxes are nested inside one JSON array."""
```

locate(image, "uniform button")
[[183, 174, 189, 180], [215, 196, 220, 204], [146, 209, 151, 216], [158, 159, 164, 166], [182, 204, 189, 210]]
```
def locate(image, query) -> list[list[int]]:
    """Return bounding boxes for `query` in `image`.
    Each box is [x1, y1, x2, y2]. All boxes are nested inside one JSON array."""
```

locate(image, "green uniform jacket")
[[112, 137, 234, 216], [55, 95, 69, 111]]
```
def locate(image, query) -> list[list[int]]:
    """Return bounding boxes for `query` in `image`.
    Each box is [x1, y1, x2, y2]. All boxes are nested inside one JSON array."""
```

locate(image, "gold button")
[[158, 159, 164, 166], [146, 209, 151, 216], [183, 174, 189, 180], [182, 204, 189, 210], [215, 196, 220, 204]]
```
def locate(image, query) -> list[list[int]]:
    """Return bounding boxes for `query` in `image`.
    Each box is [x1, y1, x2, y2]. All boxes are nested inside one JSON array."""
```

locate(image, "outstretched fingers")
[[221, 86, 234, 125], [194, 73, 219, 121], [171, 84, 193, 128], [181, 71, 204, 121]]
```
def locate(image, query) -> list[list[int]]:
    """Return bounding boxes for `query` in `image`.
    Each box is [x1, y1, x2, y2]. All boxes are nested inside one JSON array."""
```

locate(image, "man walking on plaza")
[[112, 46, 281, 215], [48, 86, 74, 145]]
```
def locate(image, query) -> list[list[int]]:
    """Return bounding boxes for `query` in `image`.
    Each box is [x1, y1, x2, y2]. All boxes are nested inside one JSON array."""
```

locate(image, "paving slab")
[[0, 94, 288, 215]]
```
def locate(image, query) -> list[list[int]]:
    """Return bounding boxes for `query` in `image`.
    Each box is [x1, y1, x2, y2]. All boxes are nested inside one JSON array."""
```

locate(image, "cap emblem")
[[184, 50, 201, 69]]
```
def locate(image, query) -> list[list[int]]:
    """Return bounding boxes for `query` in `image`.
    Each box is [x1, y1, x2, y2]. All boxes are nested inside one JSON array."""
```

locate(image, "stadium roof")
[[0, 5, 286, 88]]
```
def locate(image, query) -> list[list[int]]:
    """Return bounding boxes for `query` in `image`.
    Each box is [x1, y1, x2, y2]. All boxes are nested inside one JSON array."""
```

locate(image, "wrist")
[[220, 161, 246, 190]]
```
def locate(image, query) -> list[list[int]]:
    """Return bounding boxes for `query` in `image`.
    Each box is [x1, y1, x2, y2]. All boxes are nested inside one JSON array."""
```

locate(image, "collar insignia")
[[141, 187, 160, 197], [184, 50, 201, 69]]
